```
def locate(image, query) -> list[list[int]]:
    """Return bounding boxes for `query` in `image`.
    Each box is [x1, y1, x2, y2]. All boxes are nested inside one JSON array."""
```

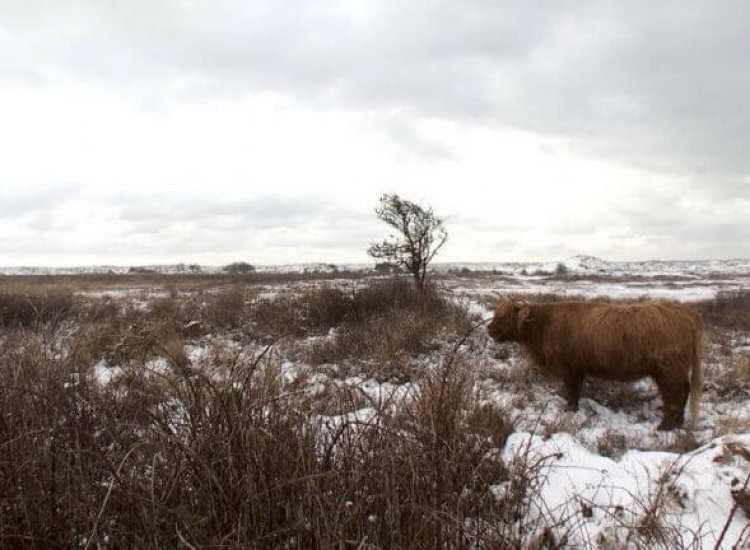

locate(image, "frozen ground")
[[445, 275, 746, 304], [443, 267, 749, 546], [76, 258, 750, 548], [499, 432, 750, 547], [5, 255, 750, 279]]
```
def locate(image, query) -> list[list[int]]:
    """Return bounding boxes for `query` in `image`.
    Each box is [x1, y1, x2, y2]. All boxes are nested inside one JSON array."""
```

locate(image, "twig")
[[714, 471, 750, 550], [175, 523, 198, 549], [85, 441, 146, 550]]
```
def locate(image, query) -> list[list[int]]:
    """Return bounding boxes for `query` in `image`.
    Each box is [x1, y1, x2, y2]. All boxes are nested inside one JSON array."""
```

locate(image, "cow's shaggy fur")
[[488, 299, 703, 430]]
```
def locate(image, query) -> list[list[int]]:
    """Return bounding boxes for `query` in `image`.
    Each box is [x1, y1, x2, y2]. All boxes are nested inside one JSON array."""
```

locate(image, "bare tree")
[[367, 193, 448, 290]]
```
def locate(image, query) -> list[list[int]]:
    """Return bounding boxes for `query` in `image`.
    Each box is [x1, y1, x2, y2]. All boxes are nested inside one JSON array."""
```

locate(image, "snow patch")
[[500, 432, 750, 548]]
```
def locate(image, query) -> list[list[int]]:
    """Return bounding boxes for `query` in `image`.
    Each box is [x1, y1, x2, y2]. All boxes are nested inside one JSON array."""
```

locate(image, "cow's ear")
[[516, 305, 533, 331]]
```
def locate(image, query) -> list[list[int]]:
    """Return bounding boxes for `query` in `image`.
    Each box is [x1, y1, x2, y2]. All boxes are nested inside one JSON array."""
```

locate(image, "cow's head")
[[487, 299, 533, 342]]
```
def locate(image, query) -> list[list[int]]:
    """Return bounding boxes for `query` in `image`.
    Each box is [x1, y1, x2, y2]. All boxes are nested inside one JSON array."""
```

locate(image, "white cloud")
[[0, 1, 747, 265]]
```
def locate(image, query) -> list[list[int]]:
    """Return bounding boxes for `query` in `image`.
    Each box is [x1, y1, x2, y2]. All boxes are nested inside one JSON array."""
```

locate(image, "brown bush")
[[75, 295, 121, 324], [250, 294, 306, 338], [68, 289, 255, 366], [199, 287, 248, 331], [596, 429, 629, 458], [694, 290, 750, 331], [0, 327, 524, 548], [248, 285, 353, 339], [69, 297, 188, 366], [348, 277, 433, 319], [0, 289, 73, 329], [299, 285, 353, 330], [312, 361, 514, 548], [308, 279, 473, 374]]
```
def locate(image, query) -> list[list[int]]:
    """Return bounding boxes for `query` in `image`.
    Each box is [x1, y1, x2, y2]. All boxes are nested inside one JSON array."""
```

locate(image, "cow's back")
[[549, 301, 699, 380]]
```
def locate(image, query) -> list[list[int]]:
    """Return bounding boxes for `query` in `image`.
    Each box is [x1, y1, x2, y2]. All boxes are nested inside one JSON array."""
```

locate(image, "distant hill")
[[2, 256, 750, 277]]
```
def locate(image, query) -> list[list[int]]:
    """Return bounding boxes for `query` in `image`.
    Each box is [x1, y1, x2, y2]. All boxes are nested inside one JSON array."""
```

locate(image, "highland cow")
[[488, 299, 703, 430]]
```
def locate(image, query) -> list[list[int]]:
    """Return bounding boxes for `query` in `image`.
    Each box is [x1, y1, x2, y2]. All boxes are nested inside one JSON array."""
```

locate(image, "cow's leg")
[[562, 373, 583, 412], [654, 369, 690, 431]]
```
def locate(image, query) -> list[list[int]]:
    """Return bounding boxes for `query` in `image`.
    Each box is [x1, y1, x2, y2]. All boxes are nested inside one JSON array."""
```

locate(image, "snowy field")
[[2, 257, 749, 547]]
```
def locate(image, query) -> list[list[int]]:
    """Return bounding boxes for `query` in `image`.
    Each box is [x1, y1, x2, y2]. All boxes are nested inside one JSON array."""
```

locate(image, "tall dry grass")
[[2, 278, 749, 547], [306, 279, 473, 377], [0, 326, 521, 547], [0, 290, 73, 329], [0, 278, 524, 548]]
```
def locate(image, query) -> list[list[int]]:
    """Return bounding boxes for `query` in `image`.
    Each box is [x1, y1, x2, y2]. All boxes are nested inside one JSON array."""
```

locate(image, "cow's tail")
[[689, 325, 703, 429]]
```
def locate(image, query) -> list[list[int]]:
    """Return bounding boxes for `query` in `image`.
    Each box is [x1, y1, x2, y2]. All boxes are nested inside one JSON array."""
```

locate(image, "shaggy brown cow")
[[488, 299, 703, 430]]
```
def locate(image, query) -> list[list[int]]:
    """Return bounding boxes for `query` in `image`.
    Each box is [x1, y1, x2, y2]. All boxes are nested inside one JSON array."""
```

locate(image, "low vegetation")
[[1, 275, 749, 547], [695, 289, 750, 331], [0, 289, 73, 329], [0, 314, 518, 546]]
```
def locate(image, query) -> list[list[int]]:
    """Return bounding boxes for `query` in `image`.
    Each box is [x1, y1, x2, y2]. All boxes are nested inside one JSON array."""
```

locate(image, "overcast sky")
[[1, 1, 748, 266]]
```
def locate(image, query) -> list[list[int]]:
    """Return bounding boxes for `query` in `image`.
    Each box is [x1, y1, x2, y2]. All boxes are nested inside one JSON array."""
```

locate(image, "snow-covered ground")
[[55, 258, 750, 547], [446, 276, 742, 305], [499, 432, 750, 547], [4, 255, 750, 279]]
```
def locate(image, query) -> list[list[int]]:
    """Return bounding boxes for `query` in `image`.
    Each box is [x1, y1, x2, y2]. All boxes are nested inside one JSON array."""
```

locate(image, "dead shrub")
[[713, 353, 750, 397], [250, 294, 306, 338], [249, 285, 353, 340], [694, 290, 750, 331], [585, 379, 651, 413], [493, 434, 570, 546], [714, 412, 750, 437], [665, 431, 700, 454], [200, 287, 248, 331], [311, 309, 433, 367], [316, 360, 514, 548], [596, 429, 629, 459], [0, 289, 73, 329], [75, 295, 121, 324], [0, 331, 155, 547], [624, 462, 698, 548], [732, 480, 750, 521], [0, 325, 526, 548], [307, 279, 472, 373], [541, 413, 579, 438], [299, 285, 353, 331], [465, 402, 515, 451], [348, 277, 431, 320], [70, 298, 186, 366]]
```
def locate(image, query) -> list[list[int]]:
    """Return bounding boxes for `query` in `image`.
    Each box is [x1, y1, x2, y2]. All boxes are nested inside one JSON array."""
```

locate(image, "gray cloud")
[[3, 1, 747, 188], [0, 190, 380, 265], [1, 1, 748, 263], [115, 194, 334, 228], [0, 185, 79, 219]]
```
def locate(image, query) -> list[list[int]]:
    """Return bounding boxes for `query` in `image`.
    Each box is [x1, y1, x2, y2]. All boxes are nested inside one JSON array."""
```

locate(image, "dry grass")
[[540, 413, 579, 439], [584, 378, 653, 414], [0, 289, 73, 329], [2, 274, 750, 546], [249, 285, 352, 339], [625, 461, 702, 549], [0, 270, 372, 294], [715, 413, 750, 437], [664, 431, 701, 454], [0, 276, 518, 548], [0, 324, 522, 547], [695, 290, 750, 331], [307, 279, 473, 379], [714, 353, 750, 397], [596, 429, 630, 459]]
